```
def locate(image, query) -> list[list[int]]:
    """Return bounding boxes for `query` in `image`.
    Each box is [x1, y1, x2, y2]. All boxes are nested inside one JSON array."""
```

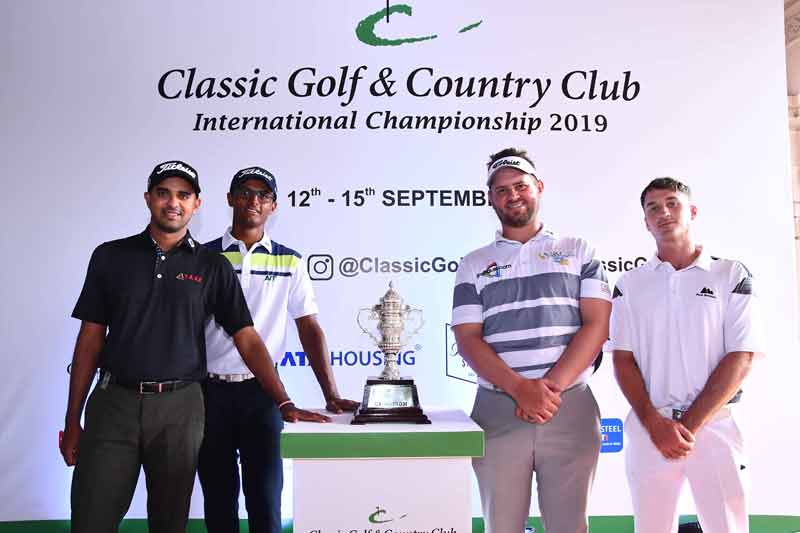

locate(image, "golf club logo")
[[356, 2, 482, 46]]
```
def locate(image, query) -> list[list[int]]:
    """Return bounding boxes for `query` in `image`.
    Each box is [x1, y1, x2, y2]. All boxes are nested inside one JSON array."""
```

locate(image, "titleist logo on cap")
[[491, 158, 522, 170], [238, 167, 272, 179], [157, 162, 197, 179]]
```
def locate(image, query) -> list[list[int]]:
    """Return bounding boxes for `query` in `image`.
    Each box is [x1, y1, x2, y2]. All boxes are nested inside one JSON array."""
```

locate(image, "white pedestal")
[[281, 409, 484, 533]]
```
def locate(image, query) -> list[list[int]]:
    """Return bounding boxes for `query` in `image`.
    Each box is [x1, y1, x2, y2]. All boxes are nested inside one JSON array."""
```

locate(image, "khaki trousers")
[[472, 383, 601, 533]]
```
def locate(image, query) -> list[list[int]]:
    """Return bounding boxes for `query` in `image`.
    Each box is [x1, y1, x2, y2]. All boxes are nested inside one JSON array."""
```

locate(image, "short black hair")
[[640, 177, 691, 208]]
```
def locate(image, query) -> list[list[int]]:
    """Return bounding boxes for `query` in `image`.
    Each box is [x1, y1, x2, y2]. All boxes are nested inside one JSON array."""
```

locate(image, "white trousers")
[[625, 407, 749, 533]]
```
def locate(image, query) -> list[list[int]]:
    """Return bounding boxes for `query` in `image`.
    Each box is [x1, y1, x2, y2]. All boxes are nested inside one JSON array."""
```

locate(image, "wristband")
[[277, 399, 294, 410]]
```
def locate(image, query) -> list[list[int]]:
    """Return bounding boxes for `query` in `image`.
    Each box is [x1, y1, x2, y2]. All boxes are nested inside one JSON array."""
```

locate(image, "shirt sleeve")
[[72, 245, 110, 325], [578, 239, 611, 301], [609, 276, 633, 352], [724, 261, 765, 355], [451, 256, 483, 326], [287, 256, 319, 319], [211, 255, 254, 336]]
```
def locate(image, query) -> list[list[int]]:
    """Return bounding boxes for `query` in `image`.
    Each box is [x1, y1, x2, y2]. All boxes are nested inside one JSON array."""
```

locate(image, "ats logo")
[[280, 349, 416, 368], [176, 273, 203, 284], [356, 2, 483, 46]]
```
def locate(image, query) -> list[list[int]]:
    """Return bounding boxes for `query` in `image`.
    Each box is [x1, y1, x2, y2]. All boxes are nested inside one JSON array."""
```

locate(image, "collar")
[[222, 226, 272, 253], [494, 223, 555, 247], [140, 228, 198, 254], [645, 245, 710, 272]]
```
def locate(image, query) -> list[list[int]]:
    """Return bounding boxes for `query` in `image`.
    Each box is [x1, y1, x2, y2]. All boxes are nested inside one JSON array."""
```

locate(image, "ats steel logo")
[[601, 418, 623, 453], [356, 2, 482, 46], [446, 323, 624, 453]]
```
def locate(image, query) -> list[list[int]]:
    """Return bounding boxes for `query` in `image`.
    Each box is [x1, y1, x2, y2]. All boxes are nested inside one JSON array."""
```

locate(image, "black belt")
[[670, 389, 742, 420], [102, 371, 194, 394]]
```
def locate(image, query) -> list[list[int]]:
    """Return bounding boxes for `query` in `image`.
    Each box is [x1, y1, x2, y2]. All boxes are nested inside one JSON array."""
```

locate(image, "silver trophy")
[[351, 282, 430, 424]]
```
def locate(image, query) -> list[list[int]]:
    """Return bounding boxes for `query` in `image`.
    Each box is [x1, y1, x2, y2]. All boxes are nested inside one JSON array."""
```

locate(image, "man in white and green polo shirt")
[[199, 166, 358, 533], [451, 148, 611, 533]]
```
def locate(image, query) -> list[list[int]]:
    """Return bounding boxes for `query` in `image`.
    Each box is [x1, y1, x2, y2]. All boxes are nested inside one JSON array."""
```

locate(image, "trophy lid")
[[380, 281, 403, 305]]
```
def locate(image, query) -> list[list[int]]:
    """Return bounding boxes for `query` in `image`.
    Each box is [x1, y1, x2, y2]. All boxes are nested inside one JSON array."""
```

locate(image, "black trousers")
[[71, 382, 204, 533], [197, 378, 284, 533]]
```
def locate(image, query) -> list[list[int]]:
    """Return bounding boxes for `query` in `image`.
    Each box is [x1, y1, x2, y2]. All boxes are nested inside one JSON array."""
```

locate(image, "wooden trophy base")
[[350, 378, 431, 425]]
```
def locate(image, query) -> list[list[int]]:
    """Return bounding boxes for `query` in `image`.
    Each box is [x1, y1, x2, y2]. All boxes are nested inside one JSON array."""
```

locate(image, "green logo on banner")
[[368, 506, 408, 523], [356, 2, 482, 46]]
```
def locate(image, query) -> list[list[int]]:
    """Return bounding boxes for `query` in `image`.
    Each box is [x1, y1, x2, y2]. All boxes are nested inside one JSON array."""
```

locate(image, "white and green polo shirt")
[[204, 228, 318, 374]]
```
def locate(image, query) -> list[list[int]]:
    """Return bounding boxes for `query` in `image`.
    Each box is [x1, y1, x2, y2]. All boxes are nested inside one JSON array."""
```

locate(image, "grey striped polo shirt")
[[451, 227, 610, 389]]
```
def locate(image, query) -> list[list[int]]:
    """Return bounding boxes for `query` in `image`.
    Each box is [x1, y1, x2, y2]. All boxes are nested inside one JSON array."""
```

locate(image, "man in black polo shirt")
[[60, 161, 327, 533]]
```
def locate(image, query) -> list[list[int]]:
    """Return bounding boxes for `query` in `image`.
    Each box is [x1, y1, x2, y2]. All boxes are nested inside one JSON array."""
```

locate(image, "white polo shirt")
[[451, 225, 611, 389], [609, 248, 764, 410], [204, 228, 318, 375]]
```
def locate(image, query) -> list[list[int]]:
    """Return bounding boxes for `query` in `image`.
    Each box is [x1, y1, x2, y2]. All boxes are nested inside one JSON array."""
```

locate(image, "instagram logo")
[[307, 254, 334, 281]]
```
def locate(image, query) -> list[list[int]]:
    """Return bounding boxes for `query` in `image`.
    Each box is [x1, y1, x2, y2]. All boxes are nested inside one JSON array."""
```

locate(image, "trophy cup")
[[350, 282, 430, 424]]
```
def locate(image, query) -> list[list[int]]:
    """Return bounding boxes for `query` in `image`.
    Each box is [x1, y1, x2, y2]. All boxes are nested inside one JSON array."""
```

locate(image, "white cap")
[[487, 156, 537, 186]]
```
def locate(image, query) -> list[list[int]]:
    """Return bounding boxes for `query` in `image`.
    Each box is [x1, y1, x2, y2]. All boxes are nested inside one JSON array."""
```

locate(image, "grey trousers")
[[472, 383, 601, 533], [71, 382, 205, 533]]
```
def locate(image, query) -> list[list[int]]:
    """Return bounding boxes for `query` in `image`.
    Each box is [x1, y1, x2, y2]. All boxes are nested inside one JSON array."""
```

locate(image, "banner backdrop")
[[2, 0, 797, 523]]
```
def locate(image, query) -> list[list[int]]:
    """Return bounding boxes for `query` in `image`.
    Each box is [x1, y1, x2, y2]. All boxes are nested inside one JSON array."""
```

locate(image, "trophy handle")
[[356, 307, 381, 345], [404, 307, 425, 338]]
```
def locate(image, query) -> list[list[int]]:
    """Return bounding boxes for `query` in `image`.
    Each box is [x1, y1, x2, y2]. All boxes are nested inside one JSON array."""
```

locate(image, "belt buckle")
[[139, 381, 161, 394], [671, 409, 685, 420], [209, 373, 252, 383]]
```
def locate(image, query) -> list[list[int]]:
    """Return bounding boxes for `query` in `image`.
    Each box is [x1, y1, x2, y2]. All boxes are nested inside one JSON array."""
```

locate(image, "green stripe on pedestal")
[[281, 430, 484, 458], [1, 516, 799, 532]]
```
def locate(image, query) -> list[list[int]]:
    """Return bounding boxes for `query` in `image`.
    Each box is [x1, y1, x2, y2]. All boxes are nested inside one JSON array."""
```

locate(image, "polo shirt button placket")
[[241, 246, 252, 289], [154, 249, 166, 281], [669, 274, 681, 352]]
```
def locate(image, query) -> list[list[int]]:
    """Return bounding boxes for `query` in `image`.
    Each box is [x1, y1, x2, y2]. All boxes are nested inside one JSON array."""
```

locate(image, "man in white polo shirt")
[[451, 147, 611, 533], [610, 177, 764, 533], [199, 166, 359, 533]]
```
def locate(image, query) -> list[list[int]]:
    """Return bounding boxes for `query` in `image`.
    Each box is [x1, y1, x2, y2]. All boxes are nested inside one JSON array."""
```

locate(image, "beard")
[[493, 202, 536, 228]]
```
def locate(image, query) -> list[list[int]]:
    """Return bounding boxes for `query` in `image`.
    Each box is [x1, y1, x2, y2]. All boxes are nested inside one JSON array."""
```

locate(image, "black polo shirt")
[[72, 229, 253, 382]]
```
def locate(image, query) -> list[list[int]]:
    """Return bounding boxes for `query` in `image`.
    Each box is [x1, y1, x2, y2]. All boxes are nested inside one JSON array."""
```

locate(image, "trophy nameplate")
[[351, 283, 430, 425]]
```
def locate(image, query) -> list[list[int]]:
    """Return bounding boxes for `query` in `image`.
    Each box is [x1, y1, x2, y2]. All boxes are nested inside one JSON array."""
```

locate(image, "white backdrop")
[[1, 0, 796, 522]]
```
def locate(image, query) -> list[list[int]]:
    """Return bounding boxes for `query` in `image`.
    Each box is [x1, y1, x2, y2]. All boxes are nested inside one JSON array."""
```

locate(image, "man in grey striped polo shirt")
[[451, 148, 611, 533]]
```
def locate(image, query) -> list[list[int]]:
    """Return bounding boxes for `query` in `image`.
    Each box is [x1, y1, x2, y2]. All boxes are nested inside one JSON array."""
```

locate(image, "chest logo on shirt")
[[477, 261, 512, 279], [538, 250, 574, 265], [696, 286, 716, 299], [176, 273, 203, 284]]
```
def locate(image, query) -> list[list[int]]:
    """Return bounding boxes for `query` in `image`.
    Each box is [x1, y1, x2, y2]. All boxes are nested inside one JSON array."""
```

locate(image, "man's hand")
[[60, 423, 82, 466], [62, 320, 104, 468], [325, 398, 360, 414], [512, 378, 562, 424], [643, 414, 695, 460], [280, 404, 331, 423]]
